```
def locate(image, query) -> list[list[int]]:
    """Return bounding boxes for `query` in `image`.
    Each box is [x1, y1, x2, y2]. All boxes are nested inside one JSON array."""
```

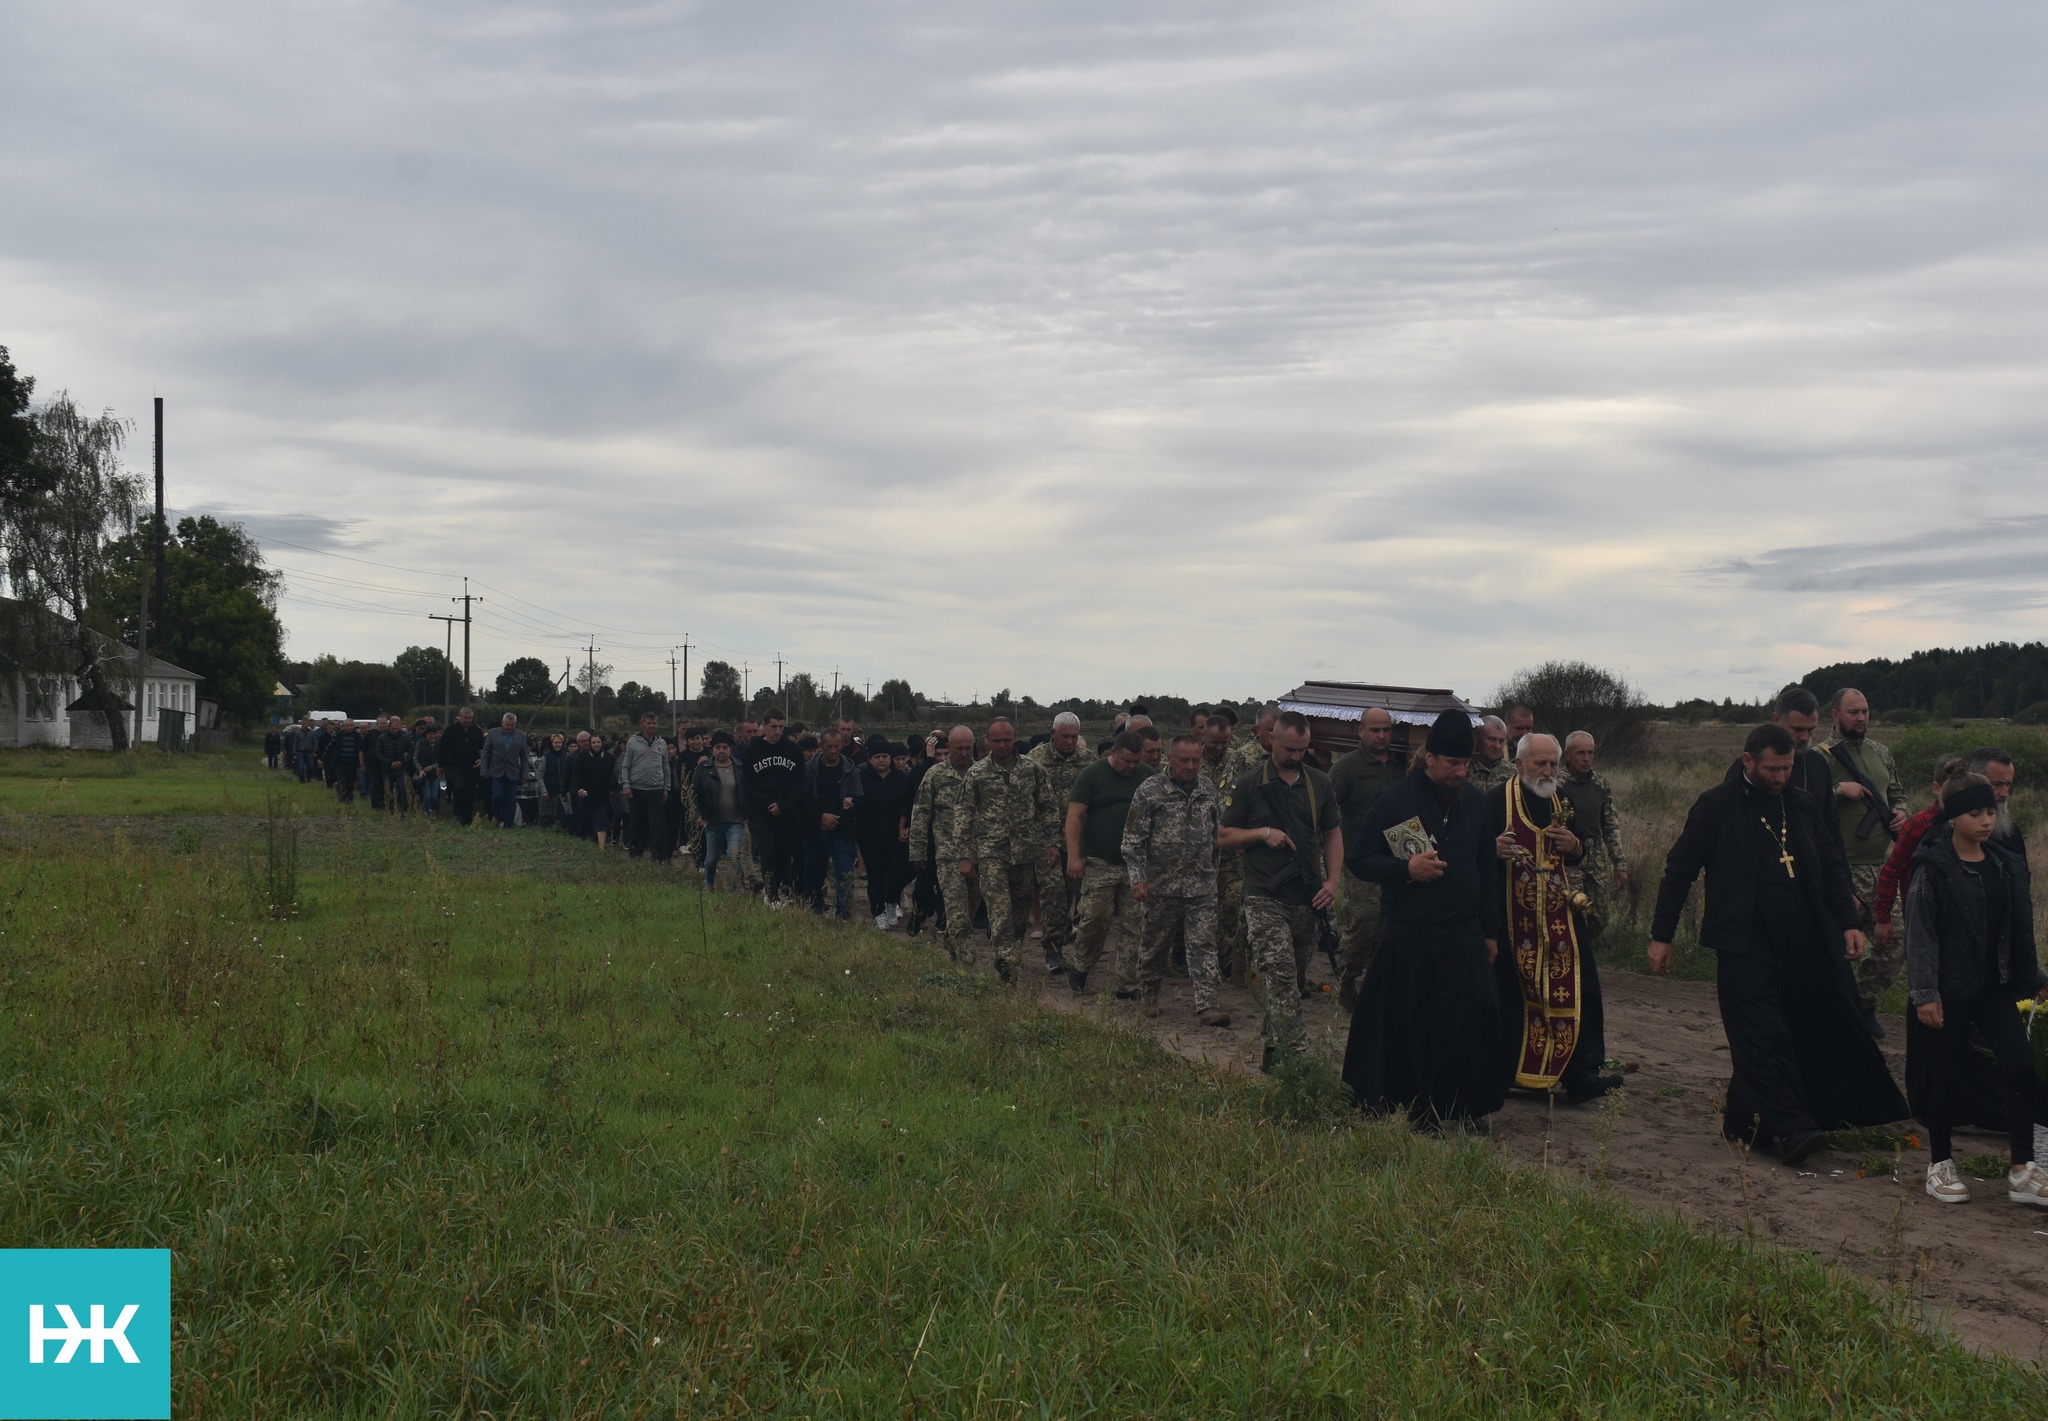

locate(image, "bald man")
[[1329, 707, 1407, 1006]]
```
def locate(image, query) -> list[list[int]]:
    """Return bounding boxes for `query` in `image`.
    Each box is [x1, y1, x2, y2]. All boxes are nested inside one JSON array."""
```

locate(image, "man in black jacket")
[[799, 730, 863, 919], [1651, 723, 1907, 1164], [1771, 688, 1846, 858], [374, 718, 414, 815], [438, 708, 487, 827], [742, 711, 805, 906], [326, 720, 364, 803], [857, 738, 913, 928], [1341, 709, 1506, 1127]]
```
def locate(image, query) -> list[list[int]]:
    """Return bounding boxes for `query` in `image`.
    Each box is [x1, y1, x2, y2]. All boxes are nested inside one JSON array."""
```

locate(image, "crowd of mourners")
[[261, 684, 2048, 1217]]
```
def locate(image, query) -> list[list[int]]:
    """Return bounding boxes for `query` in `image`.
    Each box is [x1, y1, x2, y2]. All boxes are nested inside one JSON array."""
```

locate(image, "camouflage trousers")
[[1244, 895, 1317, 1058], [1337, 868, 1384, 1001], [1038, 849, 1077, 962], [1071, 858, 1140, 988], [1216, 849, 1246, 981], [1846, 862, 1899, 1009], [930, 860, 982, 966], [981, 860, 1041, 977], [1143, 893, 1220, 1010]]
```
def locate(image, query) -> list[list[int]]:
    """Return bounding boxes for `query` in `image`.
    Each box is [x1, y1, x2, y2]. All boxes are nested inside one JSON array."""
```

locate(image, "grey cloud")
[[9, 1, 2048, 703], [1700, 515, 2048, 595]]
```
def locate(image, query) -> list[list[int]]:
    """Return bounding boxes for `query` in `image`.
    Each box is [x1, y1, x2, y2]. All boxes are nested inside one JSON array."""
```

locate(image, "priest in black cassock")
[[1342, 709, 1505, 1127], [1651, 722, 1907, 1164], [1483, 733, 1623, 1106]]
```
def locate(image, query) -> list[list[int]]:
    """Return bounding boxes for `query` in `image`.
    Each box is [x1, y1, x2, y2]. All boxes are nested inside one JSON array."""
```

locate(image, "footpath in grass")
[[0, 809, 2039, 1415]]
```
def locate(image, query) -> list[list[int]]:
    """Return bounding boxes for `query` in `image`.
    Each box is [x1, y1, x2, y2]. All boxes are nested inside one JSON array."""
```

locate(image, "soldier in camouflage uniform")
[[958, 717, 1061, 984], [1558, 730, 1629, 940], [1217, 707, 1277, 981], [910, 726, 981, 965], [1123, 733, 1230, 1025], [1027, 712, 1096, 974], [1466, 715, 1515, 792], [1064, 731, 1152, 995], [1224, 706, 1278, 786], [1328, 707, 1407, 1007], [1817, 688, 1909, 1031], [1198, 716, 1250, 985], [1219, 713, 1342, 1068]]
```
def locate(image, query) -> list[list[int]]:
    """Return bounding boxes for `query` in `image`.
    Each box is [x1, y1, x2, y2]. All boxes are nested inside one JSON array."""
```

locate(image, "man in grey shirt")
[[617, 710, 673, 863], [480, 713, 529, 828]]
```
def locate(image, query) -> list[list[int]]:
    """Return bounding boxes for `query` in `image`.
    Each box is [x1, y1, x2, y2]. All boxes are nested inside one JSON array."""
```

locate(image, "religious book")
[[1383, 816, 1436, 860]]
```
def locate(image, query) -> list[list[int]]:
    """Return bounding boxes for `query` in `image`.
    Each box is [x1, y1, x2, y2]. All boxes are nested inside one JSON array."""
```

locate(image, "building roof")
[[0, 599, 199, 682], [139, 655, 199, 680], [1277, 680, 1478, 729]]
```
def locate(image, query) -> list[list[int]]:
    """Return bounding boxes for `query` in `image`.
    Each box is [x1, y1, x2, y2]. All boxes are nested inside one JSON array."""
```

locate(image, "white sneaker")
[[873, 914, 890, 930], [884, 905, 900, 928], [1924, 1159, 1969, 1205], [2007, 1160, 2048, 1207]]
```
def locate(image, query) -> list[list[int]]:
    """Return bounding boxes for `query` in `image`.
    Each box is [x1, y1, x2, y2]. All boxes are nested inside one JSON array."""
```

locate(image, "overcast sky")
[[7, 1, 2047, 708]]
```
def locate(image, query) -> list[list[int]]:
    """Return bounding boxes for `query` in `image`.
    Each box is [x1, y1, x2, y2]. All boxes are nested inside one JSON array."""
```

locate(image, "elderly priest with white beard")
[[1484, 733, 1624, 1106]]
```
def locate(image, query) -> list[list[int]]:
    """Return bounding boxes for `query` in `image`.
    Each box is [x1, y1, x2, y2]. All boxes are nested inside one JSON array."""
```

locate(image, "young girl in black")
[[1905, 772, 2048, 1205]]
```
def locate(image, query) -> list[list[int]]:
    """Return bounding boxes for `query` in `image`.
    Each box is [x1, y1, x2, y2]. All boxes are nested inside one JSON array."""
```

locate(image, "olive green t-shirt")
[[1070, 758, 1154, 865], [1221, 760, 1340, 904]]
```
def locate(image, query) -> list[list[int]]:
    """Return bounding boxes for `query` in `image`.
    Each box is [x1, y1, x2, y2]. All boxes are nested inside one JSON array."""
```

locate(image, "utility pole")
[[831, 667, 840, 721], [742, 661, 750, 706], [134, 516, 149, 749], [666, 651, 681, 736], [152, 398, 166, 650], [428, 613, 462, 722], [777, 653, 786, 719], [563, 658, 572, 734], [584, 636, 601, 731], [449, 577, 480, 703], [676, 634, 692, 735]]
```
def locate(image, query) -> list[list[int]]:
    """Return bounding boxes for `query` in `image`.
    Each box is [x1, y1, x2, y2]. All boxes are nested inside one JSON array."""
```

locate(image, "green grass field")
[[2, 755, 2043, 1414], [0, 745, 282, 815]]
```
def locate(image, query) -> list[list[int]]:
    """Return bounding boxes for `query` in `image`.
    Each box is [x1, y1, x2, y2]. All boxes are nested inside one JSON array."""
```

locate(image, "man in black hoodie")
[[742, 711, 804, 906], [800, 730, 864, 919], [857, 737, 913, 928]]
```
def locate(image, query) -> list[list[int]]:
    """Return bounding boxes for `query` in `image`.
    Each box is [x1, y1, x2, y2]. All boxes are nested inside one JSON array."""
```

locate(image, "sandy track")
[[986, 934, 2048, 1358]]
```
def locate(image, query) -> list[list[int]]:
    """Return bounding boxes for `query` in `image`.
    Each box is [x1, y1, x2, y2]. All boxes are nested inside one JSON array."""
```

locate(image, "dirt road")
[[1003, 937, 2048, 1359]]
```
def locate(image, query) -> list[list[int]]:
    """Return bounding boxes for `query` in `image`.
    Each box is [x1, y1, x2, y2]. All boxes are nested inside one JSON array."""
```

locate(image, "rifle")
[[1827, 742, 1898, 843]]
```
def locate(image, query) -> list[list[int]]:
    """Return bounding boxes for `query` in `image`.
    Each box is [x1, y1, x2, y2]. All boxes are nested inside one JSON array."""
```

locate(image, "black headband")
[[1939, 782, 1999, 821]]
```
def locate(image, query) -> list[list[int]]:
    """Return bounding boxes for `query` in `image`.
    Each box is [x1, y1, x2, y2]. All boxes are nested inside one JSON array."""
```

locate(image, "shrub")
[[1880, 707, 1928, 727], [2017, 702, 2048, 726], [1494, 661, 1653, 760]]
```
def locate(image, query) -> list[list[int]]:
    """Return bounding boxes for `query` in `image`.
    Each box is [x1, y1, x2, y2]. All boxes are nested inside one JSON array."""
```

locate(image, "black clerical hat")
[[1425, 709, 1474, 757]]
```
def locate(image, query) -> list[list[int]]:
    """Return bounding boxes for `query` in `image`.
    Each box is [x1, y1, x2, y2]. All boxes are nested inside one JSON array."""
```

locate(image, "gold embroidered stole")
[[1506, 780, 1583, 1089]]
